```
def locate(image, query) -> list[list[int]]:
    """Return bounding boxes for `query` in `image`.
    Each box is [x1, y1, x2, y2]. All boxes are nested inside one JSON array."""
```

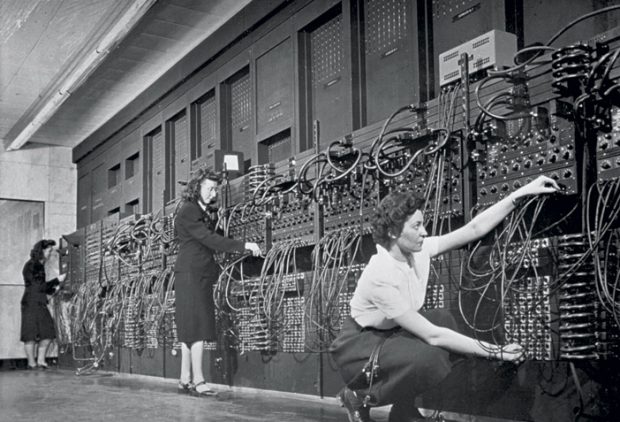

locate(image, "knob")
[[601, 160, 612, 170], [600, 141, 609, 150], [549, 154, 557, 163], [513, 180, 522, 189], [563, 169, 572, 178], [501, 183, 509, 191], [490, 186, 498, 193], [524, 160, 532, 169], [512, 163, 520, 171]]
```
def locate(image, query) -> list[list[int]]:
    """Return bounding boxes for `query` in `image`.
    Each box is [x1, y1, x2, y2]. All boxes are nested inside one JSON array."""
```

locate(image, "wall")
[[0, 145, 76, 359]]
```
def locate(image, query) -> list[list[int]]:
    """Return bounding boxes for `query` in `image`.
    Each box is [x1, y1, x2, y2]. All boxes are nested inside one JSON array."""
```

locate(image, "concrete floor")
[[0, 367, 390, 422]]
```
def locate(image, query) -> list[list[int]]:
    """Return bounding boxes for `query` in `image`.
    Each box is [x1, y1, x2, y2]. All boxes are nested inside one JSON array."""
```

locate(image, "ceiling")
[[0, 0, 252, 151]]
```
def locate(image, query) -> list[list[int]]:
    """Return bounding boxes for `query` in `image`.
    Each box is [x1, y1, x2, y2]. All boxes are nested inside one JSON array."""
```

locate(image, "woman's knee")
[[401, 342, 452, 390], [384, 337, 452, 384]]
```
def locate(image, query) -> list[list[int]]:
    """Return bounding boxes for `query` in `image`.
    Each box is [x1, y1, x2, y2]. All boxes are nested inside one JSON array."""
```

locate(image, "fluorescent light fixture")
[[6, 0, 156, 151]]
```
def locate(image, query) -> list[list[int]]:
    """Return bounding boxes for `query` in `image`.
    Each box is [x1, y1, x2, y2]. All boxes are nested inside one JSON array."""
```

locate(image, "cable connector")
[[407, 103, 426, 112], [338, 134, 353, 147]]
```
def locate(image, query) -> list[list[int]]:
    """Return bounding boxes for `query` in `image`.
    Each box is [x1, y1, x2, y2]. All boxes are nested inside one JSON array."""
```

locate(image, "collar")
[[376, 244, 414, 269]]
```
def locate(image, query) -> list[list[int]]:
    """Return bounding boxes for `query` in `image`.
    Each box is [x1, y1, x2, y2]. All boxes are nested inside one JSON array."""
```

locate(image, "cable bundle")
[[305, 227, 362, 352]]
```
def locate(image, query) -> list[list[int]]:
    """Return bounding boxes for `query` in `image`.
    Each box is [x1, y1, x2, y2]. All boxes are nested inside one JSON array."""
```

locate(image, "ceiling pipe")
[[6, 0, 157, 151]]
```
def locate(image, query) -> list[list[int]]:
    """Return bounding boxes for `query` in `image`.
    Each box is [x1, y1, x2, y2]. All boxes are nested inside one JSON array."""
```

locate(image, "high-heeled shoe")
[[177, 380, 193, 394], [191, 381, 218, 397], [37, 363, 49, 370], [337, 387, 375, 422]]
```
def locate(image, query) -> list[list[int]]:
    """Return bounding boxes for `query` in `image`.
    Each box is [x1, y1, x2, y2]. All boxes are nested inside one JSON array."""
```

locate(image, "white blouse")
[[350, 237, 440, 329]]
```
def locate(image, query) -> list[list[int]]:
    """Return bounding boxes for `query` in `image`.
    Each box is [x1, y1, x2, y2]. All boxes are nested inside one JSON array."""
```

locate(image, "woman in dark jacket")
[[21, 239, 66, 369], [174, 168, 261, 396]]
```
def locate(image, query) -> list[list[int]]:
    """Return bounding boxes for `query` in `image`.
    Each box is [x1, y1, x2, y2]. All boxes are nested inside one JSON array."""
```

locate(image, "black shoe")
[[337, 387, 375, 422], [177, 380, 193, 395], [388, 401, 426, 422], [191, 381, 218, 397]]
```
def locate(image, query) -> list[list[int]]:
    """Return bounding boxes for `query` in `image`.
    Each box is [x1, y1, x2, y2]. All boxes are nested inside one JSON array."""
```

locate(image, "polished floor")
[[0, 367, 390, 422], [0, 366, 528, 422]]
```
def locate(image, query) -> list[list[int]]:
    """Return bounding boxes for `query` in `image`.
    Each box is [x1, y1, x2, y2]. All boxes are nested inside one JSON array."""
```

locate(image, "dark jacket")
[[173, 200, 245, 280], [21, 260, 59, 305]]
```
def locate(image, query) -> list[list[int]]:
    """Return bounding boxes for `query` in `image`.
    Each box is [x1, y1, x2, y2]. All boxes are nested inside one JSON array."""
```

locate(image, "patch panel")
[[476, 102, 578, 207]]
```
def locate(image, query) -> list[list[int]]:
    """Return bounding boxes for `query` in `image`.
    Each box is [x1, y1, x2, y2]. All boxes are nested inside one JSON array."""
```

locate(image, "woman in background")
[[21, 239, 66, 369]]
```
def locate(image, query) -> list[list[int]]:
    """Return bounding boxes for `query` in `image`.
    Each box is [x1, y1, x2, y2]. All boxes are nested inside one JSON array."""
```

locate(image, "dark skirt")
[[330, 309, 456, 406], [20, 302, 56, 342], [174, 271, 217, 344]]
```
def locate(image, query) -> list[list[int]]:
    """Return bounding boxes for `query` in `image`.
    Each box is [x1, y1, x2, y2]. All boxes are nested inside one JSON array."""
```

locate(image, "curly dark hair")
[[371, 191, 425, 248], [30, 239, 56, 261], [182, 168, 221, 202]]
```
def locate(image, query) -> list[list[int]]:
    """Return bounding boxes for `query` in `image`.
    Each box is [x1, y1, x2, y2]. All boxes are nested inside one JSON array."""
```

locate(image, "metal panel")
[[121, 129, 142, 208], [198, 91, 217, 170], [363, 0, 420, 124], [124, 151, 142, 203], [233, 351, 321, 394], [124, 198, 140, 215], [307, 9, 351, 148], [522, 0, 619, 47], [173, 112, 190, 198], [258, 129, 292, 164], [431, 0, 506, 94], [91, 163, 106, 222], [77, 171, 91, 228], [256, 37, 294, 138], [229, 68, 254, 168], [128, 348, 165, 378], [150, 128, 165, 213], [105, 162, 122, 214]]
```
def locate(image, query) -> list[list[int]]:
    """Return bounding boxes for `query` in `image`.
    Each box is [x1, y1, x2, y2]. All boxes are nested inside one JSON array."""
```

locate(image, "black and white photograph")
[[1, 1, 620, 421]]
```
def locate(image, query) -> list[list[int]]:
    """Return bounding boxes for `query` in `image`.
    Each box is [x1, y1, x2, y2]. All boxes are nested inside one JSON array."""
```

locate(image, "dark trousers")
[[330, 309, 457, 407]]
